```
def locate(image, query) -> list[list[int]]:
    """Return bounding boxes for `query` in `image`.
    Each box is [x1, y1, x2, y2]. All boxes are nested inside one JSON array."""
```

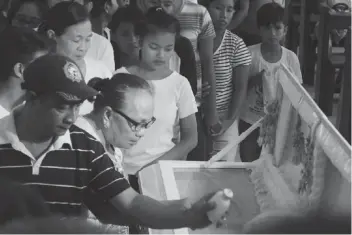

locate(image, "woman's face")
[[55, 19, 93, 63], [12, 2, 42, 29], [140, 31, 175, 70], [112, 22, 139, 56], [104, 89, 154, 149]]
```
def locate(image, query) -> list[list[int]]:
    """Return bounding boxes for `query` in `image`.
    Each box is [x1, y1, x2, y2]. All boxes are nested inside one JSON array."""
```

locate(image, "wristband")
[[209, 122, 222, 135]]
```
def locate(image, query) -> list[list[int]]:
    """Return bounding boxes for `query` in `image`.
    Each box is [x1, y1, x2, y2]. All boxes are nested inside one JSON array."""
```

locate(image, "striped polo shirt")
[[213, 30, 252, 113], [0, 111, 130, 216]]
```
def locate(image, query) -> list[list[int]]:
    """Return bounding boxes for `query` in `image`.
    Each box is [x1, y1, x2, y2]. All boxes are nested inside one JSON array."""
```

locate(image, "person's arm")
[[110, 187, 214, 229], [229, 65, 250, 122], [88, 125, 214, 230], [228, 38, 251, 121], [175, 36, 198, 95], [227, 0, 249, 31], [148, 114, 198, 165], [199, 37, 219, 129], [141, 79, 198, 168]]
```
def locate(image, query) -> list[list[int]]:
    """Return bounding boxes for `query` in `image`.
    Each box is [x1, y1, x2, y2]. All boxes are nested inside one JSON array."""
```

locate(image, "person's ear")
[[103, 106, 113, 128], [283, 25, 288, 37], [104, 0, 113, 15], [47, 29, 56, 40], [13, 63, 25, 81], [85, 1, 93, 13]]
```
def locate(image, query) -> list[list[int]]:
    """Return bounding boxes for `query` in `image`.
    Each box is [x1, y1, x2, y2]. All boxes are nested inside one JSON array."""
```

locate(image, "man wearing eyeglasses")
[[0, 54, 223, 231]]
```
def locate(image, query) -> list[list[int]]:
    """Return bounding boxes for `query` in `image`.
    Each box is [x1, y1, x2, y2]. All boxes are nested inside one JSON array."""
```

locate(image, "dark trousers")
[[238, 120, 262, 162], [128, 175, 140, 193], [187, 111, 211, 161]]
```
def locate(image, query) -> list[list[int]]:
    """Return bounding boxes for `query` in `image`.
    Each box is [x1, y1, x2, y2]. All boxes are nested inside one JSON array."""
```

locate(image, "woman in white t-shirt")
[[38, 1, 112, 114], [114, 7, 198, 189]]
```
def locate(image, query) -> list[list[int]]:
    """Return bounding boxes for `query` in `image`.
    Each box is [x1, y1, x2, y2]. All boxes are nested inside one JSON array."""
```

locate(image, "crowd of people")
[[0, 0, 350, 233]]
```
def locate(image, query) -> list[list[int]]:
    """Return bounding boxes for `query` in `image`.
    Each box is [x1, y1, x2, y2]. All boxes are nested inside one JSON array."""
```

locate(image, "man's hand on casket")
[[184, 191, 218, 230]]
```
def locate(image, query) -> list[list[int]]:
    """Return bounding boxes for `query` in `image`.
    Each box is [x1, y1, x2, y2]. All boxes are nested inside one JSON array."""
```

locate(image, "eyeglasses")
[[113, 109, 156, 132]]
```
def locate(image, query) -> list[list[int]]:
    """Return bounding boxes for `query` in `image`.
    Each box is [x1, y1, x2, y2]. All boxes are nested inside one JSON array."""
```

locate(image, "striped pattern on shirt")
[[176, 1, 216, 102], [0, 125, 130, 216], [213, 30, 252, 112]]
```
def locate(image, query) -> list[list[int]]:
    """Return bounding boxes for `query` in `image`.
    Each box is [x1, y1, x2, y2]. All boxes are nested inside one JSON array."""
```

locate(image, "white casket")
[[138, 63, 351, 234]]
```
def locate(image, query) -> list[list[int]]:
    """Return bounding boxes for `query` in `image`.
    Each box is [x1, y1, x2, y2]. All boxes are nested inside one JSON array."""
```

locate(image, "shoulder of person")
[[74, 117, 100, 141], [113, 66, 130, 75], [68, 124, 106, 155], [247, 43, 262, 59], [182, 0, 208, 14], [91, 32, 111, 48], [282, 47, 299, 58], [0, 114, 11, 145], [225, 30, 246, 45], [85, 57, 112, 76], [168, 71, 191, 85]]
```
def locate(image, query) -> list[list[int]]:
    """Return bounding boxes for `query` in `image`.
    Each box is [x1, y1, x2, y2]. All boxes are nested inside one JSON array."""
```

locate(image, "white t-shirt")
[[240, 43, 303, 124], [79, 57, 112, 115], [86, 32, 115, 73], [114, 67, 198, 175], [74, 116, 126, 177]]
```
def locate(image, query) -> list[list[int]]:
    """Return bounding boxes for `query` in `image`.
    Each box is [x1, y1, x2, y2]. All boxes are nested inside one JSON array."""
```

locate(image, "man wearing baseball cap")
[[0, 54, 220, 230]]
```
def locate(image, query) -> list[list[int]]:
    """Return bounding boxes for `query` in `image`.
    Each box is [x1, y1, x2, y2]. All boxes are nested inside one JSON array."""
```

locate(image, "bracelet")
[[209, 122, 222, 135]]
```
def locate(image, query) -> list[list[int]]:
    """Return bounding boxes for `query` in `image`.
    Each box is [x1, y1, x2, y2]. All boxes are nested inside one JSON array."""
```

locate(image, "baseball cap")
[[22, 54, 98, 102]]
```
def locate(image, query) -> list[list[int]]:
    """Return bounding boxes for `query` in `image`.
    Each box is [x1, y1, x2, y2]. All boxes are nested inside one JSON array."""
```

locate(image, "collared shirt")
[[0, 111, 130, 216], [75, 116, 125, 177]]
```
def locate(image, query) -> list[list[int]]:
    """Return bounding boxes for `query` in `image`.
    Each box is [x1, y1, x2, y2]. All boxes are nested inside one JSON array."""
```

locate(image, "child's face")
[[259, 22, 286, 45], [140, 31, 176, 70], [112, 22, 139, 56], [208, 0, 235, 31]]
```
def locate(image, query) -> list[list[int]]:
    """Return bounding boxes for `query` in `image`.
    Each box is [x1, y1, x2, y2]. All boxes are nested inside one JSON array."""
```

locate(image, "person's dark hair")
[[87, 73, 153, 111], [0, 178, 51, 225], [256, 2, 285, 28], [90, 0, 112, 18], [198, 0, 239, 9], [109, 5, 144, 33], [38, 1, 90, 36], [7, 0, 48, 24], [134, 7, 180, 39], [0, 26, 51, 83]]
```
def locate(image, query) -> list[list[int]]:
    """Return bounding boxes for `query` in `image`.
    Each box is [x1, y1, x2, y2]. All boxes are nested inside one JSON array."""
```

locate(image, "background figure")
[[38, 1, 112, 114], [7, 0, 48, 29], [82, 0, 117, 72], [0, 178, 50, 225], [114, 7, 198, 189], [109, 6, 144, 69], [136, 0, 222, 145], [200, 0, 252, 161], [239, 2, 302, 162], [0, 26, 50, 119]]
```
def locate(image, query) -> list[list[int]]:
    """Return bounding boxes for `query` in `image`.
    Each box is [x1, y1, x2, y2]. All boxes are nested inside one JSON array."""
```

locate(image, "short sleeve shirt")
[[240, 43, 303, 124], [213, 30, 252, 113], [0, 112, 130, 216]]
